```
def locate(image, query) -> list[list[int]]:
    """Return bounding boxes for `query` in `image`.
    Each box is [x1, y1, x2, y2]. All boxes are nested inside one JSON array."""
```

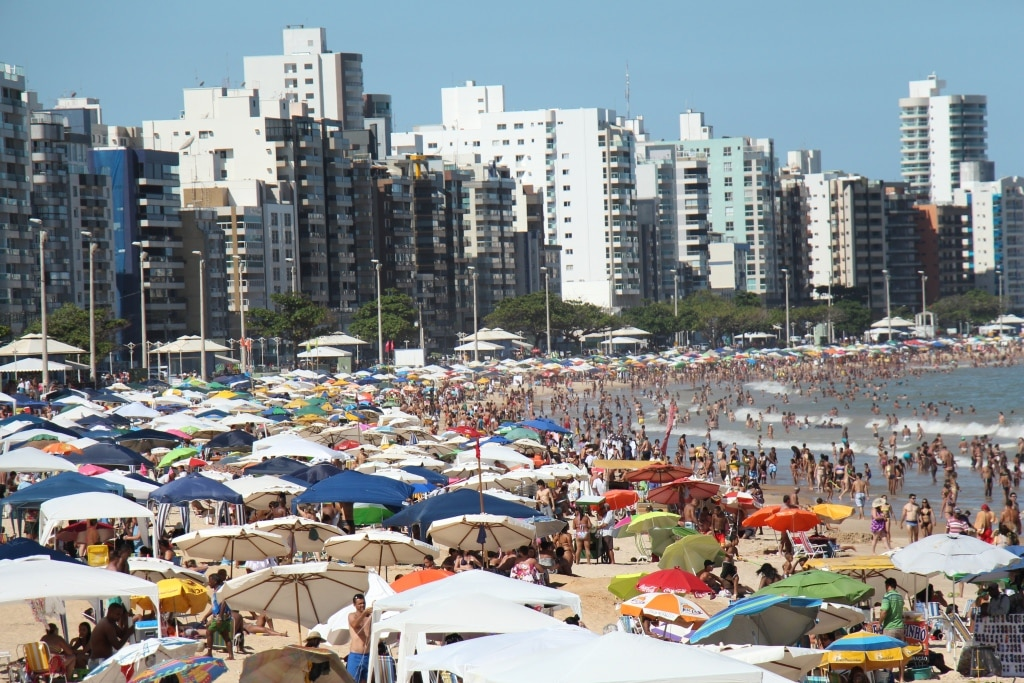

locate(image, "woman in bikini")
[[918, 499, 935, 537], [572, 509, 593, 564]]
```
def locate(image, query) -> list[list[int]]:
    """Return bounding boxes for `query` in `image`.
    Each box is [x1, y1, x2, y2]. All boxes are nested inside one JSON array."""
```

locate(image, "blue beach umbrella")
[[688, 594, 822, 646]]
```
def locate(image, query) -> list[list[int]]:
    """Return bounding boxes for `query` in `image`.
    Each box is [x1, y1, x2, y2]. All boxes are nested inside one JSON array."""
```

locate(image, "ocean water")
[[646, 363, 1024, 516]]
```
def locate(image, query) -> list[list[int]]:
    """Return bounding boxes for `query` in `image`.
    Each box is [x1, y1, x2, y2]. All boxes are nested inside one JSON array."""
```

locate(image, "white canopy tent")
[[478, 630, 794, 683], [0, 333, 86, 356], [95, 472, 160, 500], [297, 346, 352, 359], [461, 328, 524, 342], [39, 492, 154, 545], [454, 443, 534, 469], [368, 593, 566, 683], [0, 358, 70, 373], [454, 340, 504, 352], [0, 447, 76, 473], [301, 332, 368, 347], [0, 557, 160, 632], [372, 569, 582, 616], [405, 627, 597, 682]]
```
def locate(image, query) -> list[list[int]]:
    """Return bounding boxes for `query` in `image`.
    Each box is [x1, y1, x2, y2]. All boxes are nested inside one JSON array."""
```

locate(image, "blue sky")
[[5, 0, 1023, 180]]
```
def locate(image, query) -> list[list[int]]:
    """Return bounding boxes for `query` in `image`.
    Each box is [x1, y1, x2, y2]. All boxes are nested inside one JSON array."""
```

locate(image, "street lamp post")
[[131, 241, 149, 373], [82, 231, 98, 386], [882, 268, 892, 342], [469, 267, 479, 363], [541, 267, 551, 356], [997, 266, 1004, 318], [31, 219, 48, 389], [671, 268, 679, 348], [192, 250, 207, 380], [372, 259, 383, 366], [780, 268, 790, 348]]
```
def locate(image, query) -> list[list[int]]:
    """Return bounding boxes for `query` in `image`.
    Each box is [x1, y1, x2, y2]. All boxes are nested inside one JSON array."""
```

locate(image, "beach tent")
[[0, 557, 158, 608], [251, 433, 333, 459], [383, 489, 540, 534], [150, 473, 246, 544], [0, 538, 81, 564], [245, 457, 310, 477], [406, 627, 596, 682], [367, 593, 565, 683], [112, 402, 161, 420], [95, 471, 160, 500], [65, 443, 151, 468], [372, 568, 582, 617], [39, 492, 153, 545], [205, 430, 257, 450], [477, 631, 794, 683], [2, 471, 125, 510], [292, 471, 413, 507], [0, 447, 77, 473]]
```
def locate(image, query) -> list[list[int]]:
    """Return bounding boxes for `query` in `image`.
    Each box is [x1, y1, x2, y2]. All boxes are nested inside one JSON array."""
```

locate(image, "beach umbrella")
[[607, 572, 649, 600], [698, 644, 826, 682], [245, 457, 309, 477], [218, 562, 370, 632], [720, 491, 759, 511], [649, 526, 699, 557], [501, 427, 541, 442], [173, 526, 290, 562], [689, 594, 822, 646], [389, 568, 453, 593], [623, 463, 694, 484], [811, 503, 854, 524], [128, 557, 206, 584], [603, 489, 639, 511], [742, 504, 783, 528], [658, 534, 724, 573], [822, 632, 921, 671], [248, 516, 345, 553], [132, 577, 210, 615], [84, 638, 202, 683], [646, 477, 721, 505], [810, 603, 869, 635], [114, 429, 183, 453], [128, 656, 226, 683], [0, 538, 79, 564], [239, 646, 348, 683], [323, 530, 440, 569], [66, 443, 150, 468], [961, 545, 1024, 583], [891, 533, 1020, 577], [636, 568, 714, 596], [752, 570, 874, 605], [764, 508, 820, 533], [56, 521, 117, 545], [620, 592, 709, 625], [427, 513, 535, 552], [0, 447, 76, 473], [205, 430, 257, 450], [224, 475, 306, 509], [158, 447, 199, 468], [517, 418, 570, 434]]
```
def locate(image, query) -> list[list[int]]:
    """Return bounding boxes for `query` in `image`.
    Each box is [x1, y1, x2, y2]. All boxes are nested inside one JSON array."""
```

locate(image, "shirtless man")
[[680, 498, 697, 528], [88, 603, 134, 668], [698, 560, 723, 593], [347, 594, 371, 683], [900, 494, 921, 542], [536, 485, 555, 517], [851, 474, 870, 519]]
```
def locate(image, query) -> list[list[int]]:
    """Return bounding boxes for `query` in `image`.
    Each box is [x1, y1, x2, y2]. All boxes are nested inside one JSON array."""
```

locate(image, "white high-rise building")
[[243, 25, 364, 130], [392, 82, 642, 310], [956, 176, 1024, 311], [899, 74, 987, 203]]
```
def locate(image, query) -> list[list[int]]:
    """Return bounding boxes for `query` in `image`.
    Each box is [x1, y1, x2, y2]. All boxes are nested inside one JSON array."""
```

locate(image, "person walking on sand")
[[347, 594, 371, 683], [900, 494, 921, 543], [851, 473, 869, 519], [871, 504, 892, 553]]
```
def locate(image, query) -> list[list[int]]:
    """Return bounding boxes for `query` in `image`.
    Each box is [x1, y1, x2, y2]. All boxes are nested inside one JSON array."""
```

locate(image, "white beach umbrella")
[[891, 533, 1020, 577], [173, 526, 290, 562], [218, 562, 369, 629], [0, 447, 76, 473], [698, 644, 826, 682], [372, 468, 427, 485], [427, 514, 536, 552], [323, 530, 440, 568], [248, 516, 344, 553], [127, 557, 207, 584], [225, 475, 307, 509]]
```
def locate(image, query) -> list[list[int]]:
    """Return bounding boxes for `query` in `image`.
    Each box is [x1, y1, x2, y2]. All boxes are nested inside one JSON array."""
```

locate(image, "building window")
[[304, 63, 313, 70], [723, 147, 732, 156], [285, 63, 297, 73], [724, 176, 733, 187], [562, 185, 571, 191], [497, 124, 507, 130], [305, 78, 314, 85], [514, 123, 523, 129]]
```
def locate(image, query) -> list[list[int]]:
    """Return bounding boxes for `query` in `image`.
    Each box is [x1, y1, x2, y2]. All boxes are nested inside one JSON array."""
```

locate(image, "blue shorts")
[[347, 652, 369, 682]]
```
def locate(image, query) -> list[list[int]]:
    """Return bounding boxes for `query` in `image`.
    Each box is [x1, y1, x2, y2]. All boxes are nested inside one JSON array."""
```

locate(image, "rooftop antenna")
[[625, 62, 631, 120]]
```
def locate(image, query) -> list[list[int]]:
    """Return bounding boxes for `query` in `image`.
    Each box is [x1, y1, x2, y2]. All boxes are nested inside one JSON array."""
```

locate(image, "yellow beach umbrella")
[[822, 632, 921, 671], [811, 503, 854, 523]]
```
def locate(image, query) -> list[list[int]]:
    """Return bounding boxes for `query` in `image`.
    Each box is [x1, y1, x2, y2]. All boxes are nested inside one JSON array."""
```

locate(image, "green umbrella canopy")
[[608, 572, 649, 601], [501, 427, 541, 442], [753, 569, 874, 605], [158, 446, 200, 468]]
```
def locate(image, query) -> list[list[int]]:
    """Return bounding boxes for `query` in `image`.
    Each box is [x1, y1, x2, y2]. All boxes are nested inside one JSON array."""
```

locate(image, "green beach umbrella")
[[159, 446, 200, 468], [608, 572, 649, 601], [753, 569, 874, 605]]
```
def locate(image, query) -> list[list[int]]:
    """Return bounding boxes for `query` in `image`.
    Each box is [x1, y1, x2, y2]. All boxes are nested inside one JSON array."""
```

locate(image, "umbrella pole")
[[476, 436, 485, 515], [295, 580, 303, 645]]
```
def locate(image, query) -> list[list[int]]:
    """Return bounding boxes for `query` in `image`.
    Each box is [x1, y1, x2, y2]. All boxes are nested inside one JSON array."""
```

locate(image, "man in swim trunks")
[[900, 494, 920, 542], [851, 474, 869, 519]]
